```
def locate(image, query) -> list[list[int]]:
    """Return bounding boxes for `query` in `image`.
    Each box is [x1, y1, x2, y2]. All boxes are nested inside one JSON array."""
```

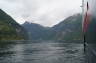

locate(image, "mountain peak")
[[23, 21, 31, 24], [22, 13, 82, 41]]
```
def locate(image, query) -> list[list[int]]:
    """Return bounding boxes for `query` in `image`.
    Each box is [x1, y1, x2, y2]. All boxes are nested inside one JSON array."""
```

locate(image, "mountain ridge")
[[0, 9, 28, 40], [22, 13, 83, 41]]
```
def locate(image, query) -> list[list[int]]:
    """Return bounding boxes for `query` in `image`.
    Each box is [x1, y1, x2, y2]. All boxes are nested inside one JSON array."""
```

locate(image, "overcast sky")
[[0, 0, 82, 27]]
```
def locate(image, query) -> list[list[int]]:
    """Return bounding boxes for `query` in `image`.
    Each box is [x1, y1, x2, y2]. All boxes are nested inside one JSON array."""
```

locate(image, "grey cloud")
[[0, 0, 82, 26]]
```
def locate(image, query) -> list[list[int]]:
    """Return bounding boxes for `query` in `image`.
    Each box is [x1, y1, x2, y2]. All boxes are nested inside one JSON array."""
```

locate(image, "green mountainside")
[[23, 14, 83, 41], [0, 9, 28, 40], [52, 14, 83, 41], [0, 9, 83, 42]]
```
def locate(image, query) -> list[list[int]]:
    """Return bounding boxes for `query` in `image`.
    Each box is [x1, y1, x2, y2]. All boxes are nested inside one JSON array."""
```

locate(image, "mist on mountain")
[[22, 13, 83, 42]]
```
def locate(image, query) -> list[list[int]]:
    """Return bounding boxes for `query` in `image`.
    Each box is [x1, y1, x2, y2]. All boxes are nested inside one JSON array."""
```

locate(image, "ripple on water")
[[0, 42, 85, 63]]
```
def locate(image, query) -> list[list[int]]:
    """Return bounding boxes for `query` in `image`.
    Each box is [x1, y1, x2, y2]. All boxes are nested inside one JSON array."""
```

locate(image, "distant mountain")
[[0, 9, 28, 40], [52, 14, 83, 41], [22, 22, 55, 40], [22, 13, 83, 41]]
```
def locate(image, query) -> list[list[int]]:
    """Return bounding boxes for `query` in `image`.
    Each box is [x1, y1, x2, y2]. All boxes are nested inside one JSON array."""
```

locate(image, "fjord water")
[[0, 41, 84, 63]]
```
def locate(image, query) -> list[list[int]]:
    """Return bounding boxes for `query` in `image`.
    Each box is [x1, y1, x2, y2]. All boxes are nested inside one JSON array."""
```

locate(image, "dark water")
[[0, 41, 85, 63]]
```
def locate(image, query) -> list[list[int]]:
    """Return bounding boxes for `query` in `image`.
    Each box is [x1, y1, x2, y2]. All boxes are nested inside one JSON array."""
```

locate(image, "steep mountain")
[[0, 9, 28, 40], [22, 13, 83, 41], [52, 14, 83, 41], [22, 22, 55, 40]]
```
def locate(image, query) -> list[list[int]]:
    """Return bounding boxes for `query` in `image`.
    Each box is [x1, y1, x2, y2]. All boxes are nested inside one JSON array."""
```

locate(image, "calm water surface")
[[0, 41, 85, 63]]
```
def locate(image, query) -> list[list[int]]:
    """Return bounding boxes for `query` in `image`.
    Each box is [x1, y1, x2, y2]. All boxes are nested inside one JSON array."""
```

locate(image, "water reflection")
[[0, 41, 85, 63]]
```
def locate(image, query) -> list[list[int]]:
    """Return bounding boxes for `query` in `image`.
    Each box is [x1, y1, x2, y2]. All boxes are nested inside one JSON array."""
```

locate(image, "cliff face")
[[0, 9, 28, 40]]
